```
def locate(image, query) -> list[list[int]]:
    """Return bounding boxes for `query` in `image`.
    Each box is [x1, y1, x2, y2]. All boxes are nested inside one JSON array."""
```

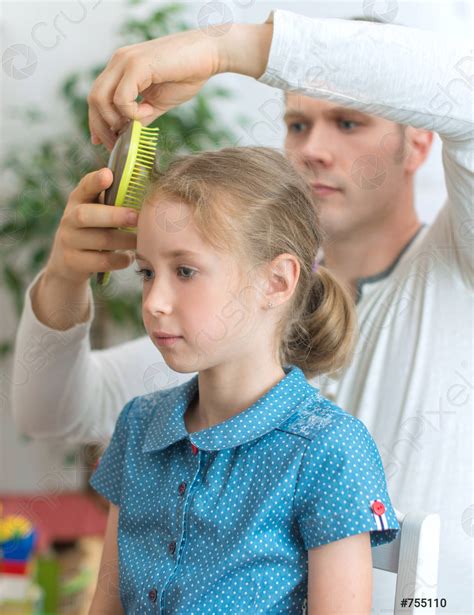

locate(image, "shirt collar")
[[354, 224, 426, 302], [142, 365, 318, 453]]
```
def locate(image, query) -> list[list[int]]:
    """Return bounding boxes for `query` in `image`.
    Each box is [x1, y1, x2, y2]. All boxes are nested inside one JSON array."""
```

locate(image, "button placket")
[[160, 448, 209, 614]]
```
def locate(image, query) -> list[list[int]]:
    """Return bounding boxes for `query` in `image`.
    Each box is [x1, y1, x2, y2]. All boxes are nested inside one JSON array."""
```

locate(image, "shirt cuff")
[[22, 267, 95, 340], [258, 9, 344, 96], [258, 9, 307, 91]]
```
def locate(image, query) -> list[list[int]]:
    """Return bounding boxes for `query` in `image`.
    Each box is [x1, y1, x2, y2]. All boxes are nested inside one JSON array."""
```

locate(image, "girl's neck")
[[183, 359, 286, 434]]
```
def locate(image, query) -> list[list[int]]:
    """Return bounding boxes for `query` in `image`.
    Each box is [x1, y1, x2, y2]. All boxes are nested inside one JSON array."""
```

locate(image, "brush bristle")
[[123, 125, 159, 208]]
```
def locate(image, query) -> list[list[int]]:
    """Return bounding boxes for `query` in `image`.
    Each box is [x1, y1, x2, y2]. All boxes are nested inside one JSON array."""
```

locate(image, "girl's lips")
[[152, 334, 183, 347]]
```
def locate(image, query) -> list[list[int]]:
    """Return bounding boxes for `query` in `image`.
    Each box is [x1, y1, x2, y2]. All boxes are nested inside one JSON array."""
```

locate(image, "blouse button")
[[168, 540, 176, 555], [148, 588, 157, 603], [371, 500, 386, 516], [178, 482, 186, 495]]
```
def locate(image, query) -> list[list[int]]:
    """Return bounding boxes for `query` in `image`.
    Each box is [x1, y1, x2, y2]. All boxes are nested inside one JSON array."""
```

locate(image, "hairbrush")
[[96, 120, 159, 285]]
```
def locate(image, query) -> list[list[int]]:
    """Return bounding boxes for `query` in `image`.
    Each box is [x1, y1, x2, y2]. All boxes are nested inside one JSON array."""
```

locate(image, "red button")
[[148, 588, 157, 603], [371, 500, 386, 516], [168, 540, 176, 555], [178, 482, 186, 495], [191, 443, 198, 455]]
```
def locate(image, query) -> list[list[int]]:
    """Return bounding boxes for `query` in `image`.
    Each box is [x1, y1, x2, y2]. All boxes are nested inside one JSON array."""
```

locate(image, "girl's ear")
[[263, 254, 300, 309]]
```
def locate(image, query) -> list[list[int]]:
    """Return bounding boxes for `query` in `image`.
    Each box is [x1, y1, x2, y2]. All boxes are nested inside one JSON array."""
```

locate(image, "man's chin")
[[317, 209, 355, 241]]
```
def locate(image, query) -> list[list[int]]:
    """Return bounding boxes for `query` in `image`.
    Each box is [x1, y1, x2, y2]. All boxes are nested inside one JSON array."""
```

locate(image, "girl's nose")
[[142, 279, 174, 316]]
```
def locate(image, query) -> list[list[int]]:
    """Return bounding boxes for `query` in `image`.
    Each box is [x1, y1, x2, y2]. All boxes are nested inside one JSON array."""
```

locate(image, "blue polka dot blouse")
[[90, 364, 399, 613]]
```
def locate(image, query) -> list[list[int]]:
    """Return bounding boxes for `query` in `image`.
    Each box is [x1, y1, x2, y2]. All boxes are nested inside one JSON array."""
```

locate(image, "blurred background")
[[0, 0, 472, 612]]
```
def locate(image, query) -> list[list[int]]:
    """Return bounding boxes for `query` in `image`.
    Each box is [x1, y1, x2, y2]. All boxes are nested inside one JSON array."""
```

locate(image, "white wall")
[[0, 0, 472, 492]]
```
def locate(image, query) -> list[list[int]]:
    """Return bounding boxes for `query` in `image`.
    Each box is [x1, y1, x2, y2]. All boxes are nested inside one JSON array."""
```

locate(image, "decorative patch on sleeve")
[[280, 392, 339, 439], [370, 499, 388, 530]]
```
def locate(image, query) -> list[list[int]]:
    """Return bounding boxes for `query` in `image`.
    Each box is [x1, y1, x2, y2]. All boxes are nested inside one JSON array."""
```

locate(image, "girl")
[[89, 146, 399, 615]]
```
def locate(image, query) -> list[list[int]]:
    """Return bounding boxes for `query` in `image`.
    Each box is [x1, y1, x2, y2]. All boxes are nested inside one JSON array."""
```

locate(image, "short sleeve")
[[294, 414, 400, 549], [89, 398, 135, 506]]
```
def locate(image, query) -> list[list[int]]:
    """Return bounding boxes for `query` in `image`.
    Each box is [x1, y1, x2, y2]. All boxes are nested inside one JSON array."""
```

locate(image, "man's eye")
[[177, 266, 197, 280], [134, 268, 153, 282], [338, 119, 359, 131], [288, 121, 307, 134]]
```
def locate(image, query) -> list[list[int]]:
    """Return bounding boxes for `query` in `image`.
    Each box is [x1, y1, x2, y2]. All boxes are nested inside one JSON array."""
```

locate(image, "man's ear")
[[403, 127, 434, 174]]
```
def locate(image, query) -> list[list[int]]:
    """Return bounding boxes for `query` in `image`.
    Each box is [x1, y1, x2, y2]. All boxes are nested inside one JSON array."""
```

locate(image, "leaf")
[[2, 264, 24, 316], [0, 340, 13, 357]]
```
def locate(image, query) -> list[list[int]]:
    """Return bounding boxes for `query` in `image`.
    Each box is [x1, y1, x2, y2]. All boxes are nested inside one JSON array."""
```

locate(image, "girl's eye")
[[134, 267, 197, 282], [177, 266, 197, 280], [134, 268, 153, 282], [338, 119, 359, 131]]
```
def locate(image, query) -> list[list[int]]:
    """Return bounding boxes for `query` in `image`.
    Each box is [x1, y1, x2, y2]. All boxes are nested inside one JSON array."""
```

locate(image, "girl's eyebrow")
[[135, 249, 201, 261]]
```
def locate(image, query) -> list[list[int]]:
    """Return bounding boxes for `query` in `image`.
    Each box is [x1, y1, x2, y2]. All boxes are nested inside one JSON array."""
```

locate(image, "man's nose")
[[142, 277, 174, 316], [300, 126, 335, 167]]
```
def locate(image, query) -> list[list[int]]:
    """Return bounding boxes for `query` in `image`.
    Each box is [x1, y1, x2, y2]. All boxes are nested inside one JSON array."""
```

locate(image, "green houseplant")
[[0, 1, 245, 355]]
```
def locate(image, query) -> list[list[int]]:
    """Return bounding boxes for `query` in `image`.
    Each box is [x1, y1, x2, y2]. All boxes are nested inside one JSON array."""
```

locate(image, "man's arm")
[[11, 266, 163, 443]]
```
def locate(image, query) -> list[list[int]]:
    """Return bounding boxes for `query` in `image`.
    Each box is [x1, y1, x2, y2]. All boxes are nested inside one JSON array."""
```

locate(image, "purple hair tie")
[[312, 258, 321, 273]]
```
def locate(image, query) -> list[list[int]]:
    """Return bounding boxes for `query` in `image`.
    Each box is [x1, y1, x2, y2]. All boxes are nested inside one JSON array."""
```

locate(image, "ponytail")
[[282, 266, 357, 379]]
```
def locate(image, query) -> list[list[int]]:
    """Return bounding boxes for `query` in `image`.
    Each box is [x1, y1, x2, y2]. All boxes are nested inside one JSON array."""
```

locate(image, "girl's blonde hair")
[[143, 146, 357, 378]]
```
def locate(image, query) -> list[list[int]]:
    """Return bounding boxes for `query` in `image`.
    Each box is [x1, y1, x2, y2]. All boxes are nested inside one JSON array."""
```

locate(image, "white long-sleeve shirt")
[[11, 10, 473, 613]]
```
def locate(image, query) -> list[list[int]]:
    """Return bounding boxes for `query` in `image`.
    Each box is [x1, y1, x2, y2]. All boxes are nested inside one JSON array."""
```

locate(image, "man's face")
[[284, 94, 408, 241]]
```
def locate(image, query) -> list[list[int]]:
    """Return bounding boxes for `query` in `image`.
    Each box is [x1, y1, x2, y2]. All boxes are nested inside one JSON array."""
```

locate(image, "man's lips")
[[311, 182, 341, 195]]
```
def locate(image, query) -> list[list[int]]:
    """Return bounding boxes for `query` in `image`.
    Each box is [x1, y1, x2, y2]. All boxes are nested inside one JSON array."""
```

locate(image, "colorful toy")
[[0, 504, 37, 575]]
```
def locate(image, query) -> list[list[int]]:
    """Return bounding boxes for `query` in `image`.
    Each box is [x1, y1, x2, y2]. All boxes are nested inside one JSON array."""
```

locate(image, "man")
[[11, 10, 472, 613]]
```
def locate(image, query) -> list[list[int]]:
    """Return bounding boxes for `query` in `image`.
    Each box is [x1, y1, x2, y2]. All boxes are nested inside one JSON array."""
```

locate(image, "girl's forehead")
[[141, 195, 192, 217], [137, 201, 223, 262], [139, 198, 197, 236]]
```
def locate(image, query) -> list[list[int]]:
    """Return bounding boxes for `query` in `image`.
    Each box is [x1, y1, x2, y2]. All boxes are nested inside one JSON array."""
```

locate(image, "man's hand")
[[45, 168, 138, 286], [87, 23, 273, 150], [88, 29, 219, 150]]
